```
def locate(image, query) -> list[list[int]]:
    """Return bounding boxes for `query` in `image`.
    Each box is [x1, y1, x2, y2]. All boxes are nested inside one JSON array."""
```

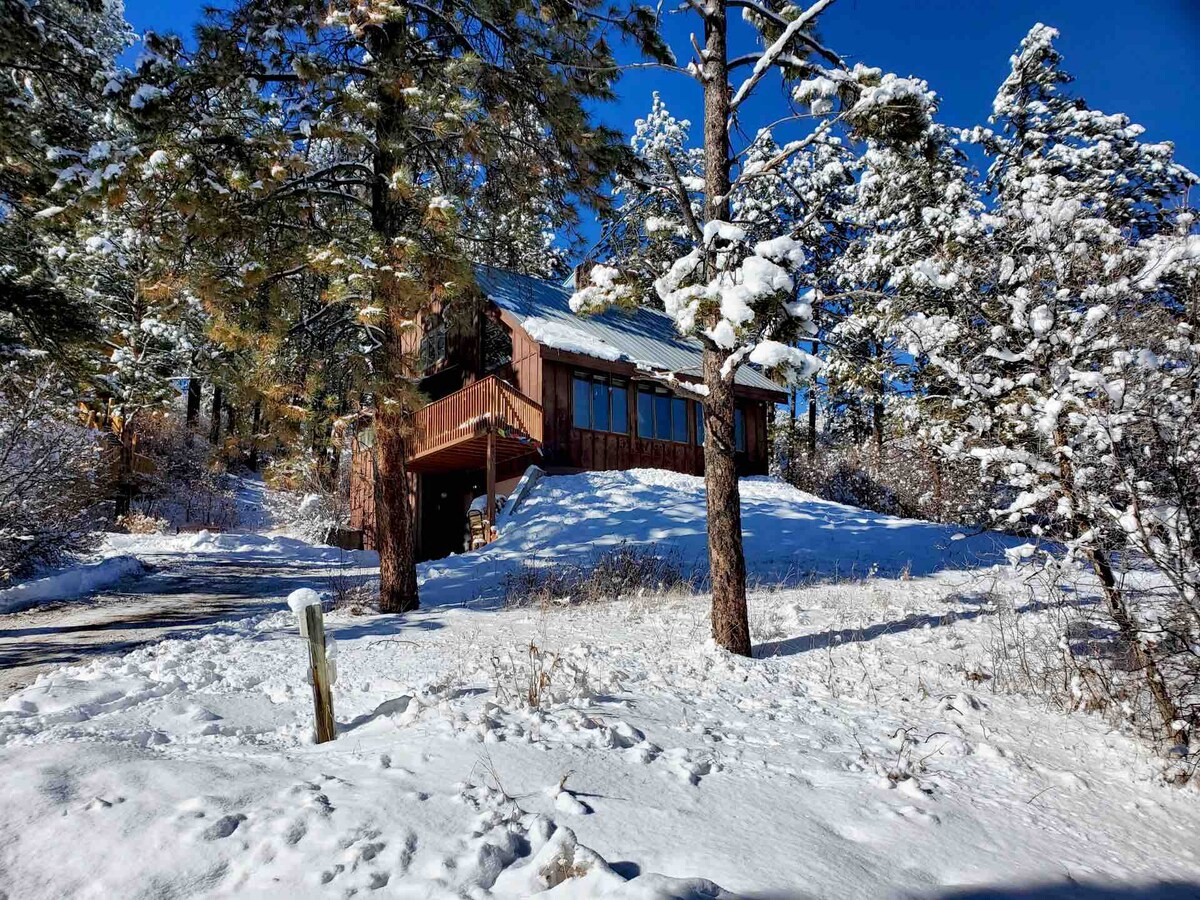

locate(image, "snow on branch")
[[729, 0, 838, 111]]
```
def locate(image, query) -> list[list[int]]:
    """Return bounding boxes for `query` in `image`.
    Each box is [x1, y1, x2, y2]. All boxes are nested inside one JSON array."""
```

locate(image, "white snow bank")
[[0, 555, 145, 614], [521, 316, 624, 361], [104, 529, 379, 567], [417, 468, 1021, 606]]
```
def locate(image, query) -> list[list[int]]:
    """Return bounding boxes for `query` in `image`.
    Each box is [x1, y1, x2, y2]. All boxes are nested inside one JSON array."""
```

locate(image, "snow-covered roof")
[[474, 264, 784, 395]]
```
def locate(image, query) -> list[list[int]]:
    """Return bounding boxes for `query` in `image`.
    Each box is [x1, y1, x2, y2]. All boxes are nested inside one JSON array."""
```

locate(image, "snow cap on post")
[[287, 588, 323, 636], [287, 588, 323, 613]]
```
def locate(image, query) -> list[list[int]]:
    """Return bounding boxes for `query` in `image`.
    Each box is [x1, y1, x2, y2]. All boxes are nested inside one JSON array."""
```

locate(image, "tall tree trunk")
[[210, 385, 223, 444], [788, 383, 798, 481], [872, 345, 885, 467], [367, 24, 421, 614], [1086, 546, 1186, 752], [186, 378, 202, 428], [700, 0, 750, 656], [1055, 430, 1186, 753], [374, 408, 419, 612], [929, 451, 944, 521], [806, 339, 818, 461], [248, 398, 262, 471], [114, 412, 137, 519], [704, 350, 750, 655], [872, 397, 884, 465]]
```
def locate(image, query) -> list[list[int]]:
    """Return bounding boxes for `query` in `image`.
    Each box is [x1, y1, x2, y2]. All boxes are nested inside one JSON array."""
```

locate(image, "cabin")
[[349, 265, 787, 561]]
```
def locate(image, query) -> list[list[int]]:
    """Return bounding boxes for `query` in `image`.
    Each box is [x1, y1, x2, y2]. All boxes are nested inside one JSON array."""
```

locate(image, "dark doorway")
[[417, 470, 486, 561]]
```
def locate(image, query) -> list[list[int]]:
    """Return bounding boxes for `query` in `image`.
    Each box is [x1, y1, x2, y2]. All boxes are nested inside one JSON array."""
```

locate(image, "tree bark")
[[367, 23, 422, 614], [114, 413, 136, 519], [248, 398, 262, 471], [929, 451, 944, 521], [374, 408, 419, 612], [704, 350, 750, 654], [1086, 546, 1186, 753], [699, 0, 751, 656], [872, 397, 884, 465], [1054, 429, 1186, 753], [806, 339, 818, 460], [210, 385, 223, 444], [186, 378, 202, 428], [872, 345, 885, 466]]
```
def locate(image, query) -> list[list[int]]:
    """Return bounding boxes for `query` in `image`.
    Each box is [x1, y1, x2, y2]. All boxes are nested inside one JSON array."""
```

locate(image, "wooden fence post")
[[303, 604, 336, 743]]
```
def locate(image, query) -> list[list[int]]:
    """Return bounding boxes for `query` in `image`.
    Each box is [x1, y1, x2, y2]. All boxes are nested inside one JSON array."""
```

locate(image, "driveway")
[[0, 554, 342, 695]]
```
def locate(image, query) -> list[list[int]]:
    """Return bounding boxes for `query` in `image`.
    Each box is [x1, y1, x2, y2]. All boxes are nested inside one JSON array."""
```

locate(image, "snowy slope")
[[419, 468, 1016, 606]]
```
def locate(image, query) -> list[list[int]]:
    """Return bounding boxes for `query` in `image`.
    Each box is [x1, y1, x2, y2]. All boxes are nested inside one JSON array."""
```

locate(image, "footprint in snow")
[[282, 817, 307, 846], [396, 829, 418, 874], [604, 721, 645, 749], [893, 804, 940, 826], [663, 748, 714, 786], [623, 740, 661, 765], [202, 813, 247, 841]]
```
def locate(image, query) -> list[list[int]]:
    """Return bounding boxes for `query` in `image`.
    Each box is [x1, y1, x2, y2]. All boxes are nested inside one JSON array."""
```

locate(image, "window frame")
[[418, 312, 447, 371], [636, 384, 692, 444], [693, 401, 747, 453], [572, 371, 629, 435]]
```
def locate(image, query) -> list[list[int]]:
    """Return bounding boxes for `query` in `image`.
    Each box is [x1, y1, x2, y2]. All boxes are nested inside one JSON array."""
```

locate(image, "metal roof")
[[474, 264, 784, 395]]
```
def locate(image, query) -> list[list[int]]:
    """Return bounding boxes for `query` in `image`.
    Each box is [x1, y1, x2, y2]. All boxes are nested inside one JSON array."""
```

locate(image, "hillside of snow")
[[419, 468, 1017, 606]]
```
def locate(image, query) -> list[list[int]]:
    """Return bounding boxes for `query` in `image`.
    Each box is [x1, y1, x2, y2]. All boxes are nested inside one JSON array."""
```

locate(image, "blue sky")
[[123, 0, 1199, 250]]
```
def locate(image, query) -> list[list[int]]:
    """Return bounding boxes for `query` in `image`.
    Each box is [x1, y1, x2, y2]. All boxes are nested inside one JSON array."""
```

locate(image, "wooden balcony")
[[408, 375, 543, 474]]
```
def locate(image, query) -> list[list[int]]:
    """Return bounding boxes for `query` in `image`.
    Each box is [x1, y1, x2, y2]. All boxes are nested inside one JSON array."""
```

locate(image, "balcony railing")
[[410, 375, 543, 463]]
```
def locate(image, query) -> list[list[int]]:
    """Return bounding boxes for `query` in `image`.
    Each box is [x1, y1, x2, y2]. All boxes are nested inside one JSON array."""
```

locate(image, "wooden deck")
[[408, 375, 543, 474]]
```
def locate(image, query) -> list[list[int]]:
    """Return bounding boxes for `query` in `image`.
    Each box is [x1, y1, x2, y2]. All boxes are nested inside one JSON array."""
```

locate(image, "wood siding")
[[539, 359, 769, 477]]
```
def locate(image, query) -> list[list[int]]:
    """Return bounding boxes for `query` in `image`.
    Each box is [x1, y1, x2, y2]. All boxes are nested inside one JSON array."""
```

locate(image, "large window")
[[482, 315, 512, 373], [637, 385, 689, 443], [418, 313, 447, 371], [694, 403, 747, 452], [573, 372, 628, 433]]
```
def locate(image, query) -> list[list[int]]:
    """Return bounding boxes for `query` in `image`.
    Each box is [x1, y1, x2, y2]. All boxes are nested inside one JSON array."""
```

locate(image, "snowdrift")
[[104, 529, 380, 566], [0, 555, 145, 614], [419, 468, 1017, 606]]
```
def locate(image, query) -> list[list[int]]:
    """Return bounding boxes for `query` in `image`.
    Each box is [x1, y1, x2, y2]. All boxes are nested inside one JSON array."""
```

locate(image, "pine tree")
[[828, 107, 982, 466], [906, 24, 1199, 755], [0, 0, 132, 356], [63, 0, 668, 612], [43, 191, 209, 514], [571, 0, 932, 655]]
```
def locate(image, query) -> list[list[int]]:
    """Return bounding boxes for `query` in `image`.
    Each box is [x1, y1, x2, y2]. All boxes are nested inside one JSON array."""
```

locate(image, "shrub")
[[501, 541, 692, 608], [0, 365, 105, 582], [131, 415, 239, 530], [264, 452, 350, 544], [115, 511, 170, 535], [776, 432, 994, 527], [983, 559, 1198, 781]]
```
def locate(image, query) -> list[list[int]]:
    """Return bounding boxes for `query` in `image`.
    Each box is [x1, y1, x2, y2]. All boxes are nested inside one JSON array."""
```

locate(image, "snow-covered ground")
[[420, 469, 1014, 606], [1, 471, 1198, 897]]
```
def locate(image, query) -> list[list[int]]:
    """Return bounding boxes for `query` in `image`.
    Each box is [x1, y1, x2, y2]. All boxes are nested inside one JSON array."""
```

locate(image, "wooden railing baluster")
[[408, 375, 543, 463]]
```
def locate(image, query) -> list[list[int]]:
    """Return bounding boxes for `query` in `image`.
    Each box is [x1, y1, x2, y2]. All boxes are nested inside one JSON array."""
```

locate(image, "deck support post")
[[486, 423, 496, 541]]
